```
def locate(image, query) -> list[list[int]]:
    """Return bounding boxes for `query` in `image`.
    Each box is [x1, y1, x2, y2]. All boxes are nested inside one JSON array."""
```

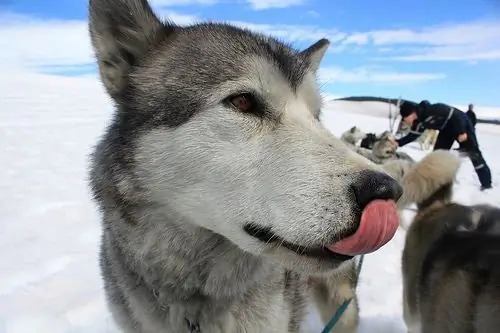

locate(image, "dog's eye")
[[228, 93, 256, 113]]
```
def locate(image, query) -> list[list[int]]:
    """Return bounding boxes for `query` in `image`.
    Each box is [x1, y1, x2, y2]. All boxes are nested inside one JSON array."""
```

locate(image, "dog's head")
[[372, 131, 398, 158], [341, 126, 366, 145], [349, 126, 359, 134], [377, 130, 395, 141], [88, 0, 403, 273]]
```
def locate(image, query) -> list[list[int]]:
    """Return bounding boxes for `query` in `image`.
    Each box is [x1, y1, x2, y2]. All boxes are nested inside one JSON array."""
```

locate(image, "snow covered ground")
[[1, 72, 499, 333]]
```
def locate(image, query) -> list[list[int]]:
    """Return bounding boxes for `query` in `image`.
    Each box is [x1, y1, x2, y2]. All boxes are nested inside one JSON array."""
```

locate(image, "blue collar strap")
[[321, 255, 365, 333]]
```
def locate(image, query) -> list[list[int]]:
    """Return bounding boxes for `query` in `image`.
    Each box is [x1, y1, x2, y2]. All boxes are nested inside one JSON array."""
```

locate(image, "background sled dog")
[[308, 150, 455, 332], [341, 126, 366, 146], [343, 129, 415, 165], [373, 131, 414, 163], [402, 150, 500, 333], [87, 0, 403, 332]]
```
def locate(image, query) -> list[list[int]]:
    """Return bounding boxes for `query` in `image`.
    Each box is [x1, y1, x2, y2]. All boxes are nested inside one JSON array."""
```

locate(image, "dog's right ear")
[[349, 126, 357, 133], [88, 0, 173, 99], [299, 38, 330, 73]]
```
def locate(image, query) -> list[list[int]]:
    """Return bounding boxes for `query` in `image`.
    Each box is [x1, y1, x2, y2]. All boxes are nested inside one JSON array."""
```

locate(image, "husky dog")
[[349, 130, 415, 165], [402, 150, 500, 333], [87, 0, 404, 332], [341, 128, 414, 165], [372, 131, 406, 161], [308, 150, 452, 332], [340, 126, 366, 146], [375, 131, 414, 163]]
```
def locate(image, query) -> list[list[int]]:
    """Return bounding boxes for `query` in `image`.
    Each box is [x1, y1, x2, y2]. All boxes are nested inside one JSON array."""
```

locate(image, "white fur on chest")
[[132, 286, 292, 333], [229, 286, 292, 333]]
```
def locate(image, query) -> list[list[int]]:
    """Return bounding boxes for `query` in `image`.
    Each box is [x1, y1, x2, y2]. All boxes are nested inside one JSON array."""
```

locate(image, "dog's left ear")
[[88, 0, 172, 100], [300, 38, 330, 73]]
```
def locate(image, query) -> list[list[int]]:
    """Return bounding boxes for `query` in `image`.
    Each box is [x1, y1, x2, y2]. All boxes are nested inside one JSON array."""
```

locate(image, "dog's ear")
[[299, 38, 330, 73], [88, 0, 173, 99], [349, 126, 357, 133]]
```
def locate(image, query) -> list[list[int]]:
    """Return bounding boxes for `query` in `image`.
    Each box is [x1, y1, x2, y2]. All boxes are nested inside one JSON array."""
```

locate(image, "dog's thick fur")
[[402, 150, 500, 333], [87, 0, 404, 332], [373, 131, 414, 163], [340, 126, 366, 146], [342, 129, 415, 165], [380, 158, 415, 185], [308, 260, 361, 332]]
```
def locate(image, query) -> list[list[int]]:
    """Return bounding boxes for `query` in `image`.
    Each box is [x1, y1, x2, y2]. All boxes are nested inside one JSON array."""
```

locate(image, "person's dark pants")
[[433, 126, 492, 188]]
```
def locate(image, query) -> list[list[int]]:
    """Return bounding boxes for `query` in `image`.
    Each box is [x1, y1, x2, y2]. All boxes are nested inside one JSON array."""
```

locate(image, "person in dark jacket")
[[466, 103, 477, 128], [395, 100, 492, 191]]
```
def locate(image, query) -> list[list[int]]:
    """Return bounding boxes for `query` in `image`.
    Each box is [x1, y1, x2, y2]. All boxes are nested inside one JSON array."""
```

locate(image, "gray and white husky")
[[342, 129, 415, 166], [402, 150, 500, 333], [87, 0, 404, 332], [340, 126, 367, 146]]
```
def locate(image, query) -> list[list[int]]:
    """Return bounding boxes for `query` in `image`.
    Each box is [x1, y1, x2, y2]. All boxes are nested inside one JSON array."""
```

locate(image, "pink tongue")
[[327, 199, 399, 256]]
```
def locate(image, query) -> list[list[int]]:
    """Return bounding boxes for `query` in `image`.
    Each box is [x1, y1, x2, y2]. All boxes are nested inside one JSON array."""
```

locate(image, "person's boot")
[[480, 184, 492, 191]]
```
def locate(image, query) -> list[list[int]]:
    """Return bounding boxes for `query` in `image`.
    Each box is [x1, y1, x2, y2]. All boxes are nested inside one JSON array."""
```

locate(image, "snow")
[[1, 72, 499, 333]]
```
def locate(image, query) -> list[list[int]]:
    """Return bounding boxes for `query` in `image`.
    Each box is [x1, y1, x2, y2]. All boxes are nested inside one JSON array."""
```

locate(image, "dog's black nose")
[[351, 171, 403, 209]]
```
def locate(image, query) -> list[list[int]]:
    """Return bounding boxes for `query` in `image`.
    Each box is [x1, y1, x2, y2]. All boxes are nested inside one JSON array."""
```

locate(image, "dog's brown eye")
[[229, 93, 255, 112]]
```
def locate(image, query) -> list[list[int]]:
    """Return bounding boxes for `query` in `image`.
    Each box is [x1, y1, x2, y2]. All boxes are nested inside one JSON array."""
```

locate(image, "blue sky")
[[1, 0, 500, 107]]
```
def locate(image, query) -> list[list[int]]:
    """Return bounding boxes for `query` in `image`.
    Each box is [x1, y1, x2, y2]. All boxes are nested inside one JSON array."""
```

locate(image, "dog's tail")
[[396, 150, 461, 211]]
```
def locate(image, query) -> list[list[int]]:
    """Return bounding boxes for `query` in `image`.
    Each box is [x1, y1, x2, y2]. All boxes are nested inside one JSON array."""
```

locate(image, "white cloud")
[[246, 0, 306, 10], [0, 10, 201, 71], [388, 48, 500, 62], [307, 10, 320, 18], [319, 67, 446, 84], [0, 7, 493, 83], [158, 10, 345, 43], [155, 10, 200, 24], [342, 33, 369, 45], [370, 21, 500, 46], [0, 13, 92, 70], [352, 21, 500, 62], [231, 21, 346, 43], [0, 10, 348, 72]]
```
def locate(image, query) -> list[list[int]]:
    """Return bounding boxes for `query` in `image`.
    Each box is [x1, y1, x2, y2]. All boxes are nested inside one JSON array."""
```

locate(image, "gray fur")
[[401, 150, 500, 333], [396, 150, 460, 210], [373, 131, 415, 164], [340, 126, 366, 146], [87, 0, 403, 332], [308, 260, 360, 333], [380, 159, 415, 185], [308, 151, 458, 332], [345, 129, 415, 165]]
